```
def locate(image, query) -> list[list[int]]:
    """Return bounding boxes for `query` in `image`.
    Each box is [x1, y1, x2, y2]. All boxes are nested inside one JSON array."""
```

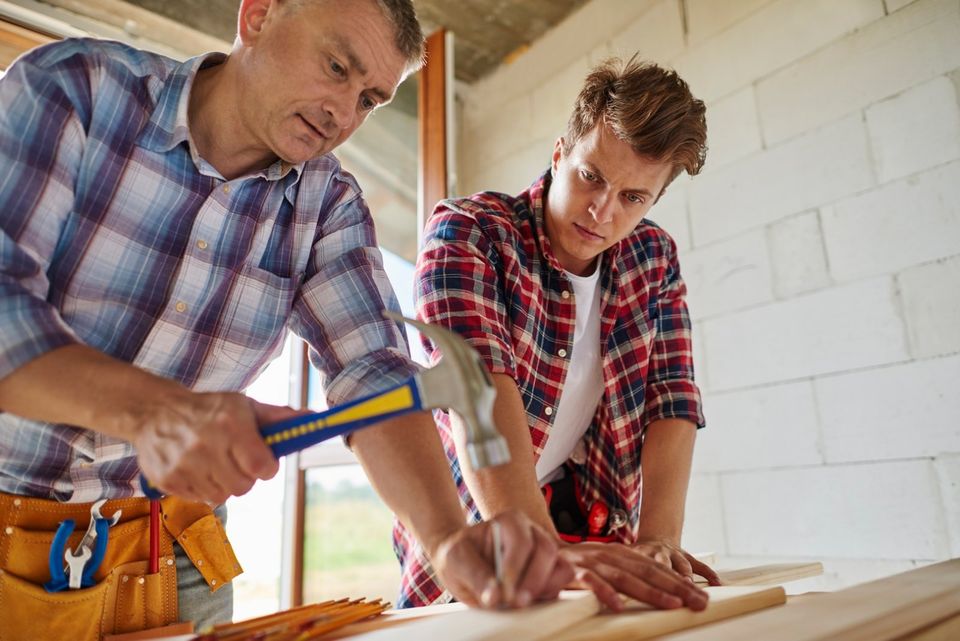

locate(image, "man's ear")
[[551, 137, 565, 176], [237, 0, 274, 46]]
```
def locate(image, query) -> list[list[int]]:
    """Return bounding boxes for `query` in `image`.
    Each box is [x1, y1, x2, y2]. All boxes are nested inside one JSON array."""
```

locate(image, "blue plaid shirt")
[[0, 39, 417, 502]]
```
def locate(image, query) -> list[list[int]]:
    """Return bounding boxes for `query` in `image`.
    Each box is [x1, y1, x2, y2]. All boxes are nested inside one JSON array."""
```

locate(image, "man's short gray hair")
[[374, 0, 426, 73]]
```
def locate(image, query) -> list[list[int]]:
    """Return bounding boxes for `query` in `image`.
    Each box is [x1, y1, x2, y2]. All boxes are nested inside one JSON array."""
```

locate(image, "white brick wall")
[[767, 211, 832, 299], [816, 356, 960, 463], [673, 0, 885, 103], [694, 381, 823, 472], [934, 455, 960, 556], [455, 0, 960, 586], [898, 256, 960, 358], [703, 278, 909, 390], [703, 86, 764, 170], [680, 230, 773, 320], [820, 161, 960, 283], [681, 473, 727, 555], [689, 114, 875, 246], [721, 461, 950, 559], [755, 0, 960, 145], [865, 76, 960, 184]]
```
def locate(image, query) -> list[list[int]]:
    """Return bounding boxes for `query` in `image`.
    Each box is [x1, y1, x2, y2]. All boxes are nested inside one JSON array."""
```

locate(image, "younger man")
[[396, 58, 719, 610]]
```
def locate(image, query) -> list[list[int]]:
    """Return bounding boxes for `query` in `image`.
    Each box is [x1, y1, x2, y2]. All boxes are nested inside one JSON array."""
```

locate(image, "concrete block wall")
[[455, 0, 960, 588]]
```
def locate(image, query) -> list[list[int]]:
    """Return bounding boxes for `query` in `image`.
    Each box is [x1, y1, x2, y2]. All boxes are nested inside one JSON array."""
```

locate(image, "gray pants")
[[175, 504, 233, 630]]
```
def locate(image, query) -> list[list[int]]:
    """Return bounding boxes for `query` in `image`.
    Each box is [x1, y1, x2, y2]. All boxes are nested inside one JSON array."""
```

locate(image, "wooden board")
[[696, 562, 825, 586], [894, 613, 960, 641], [657, 558, 960, 641], [555, 585, 786, 641], [346, 591, 601, 641]]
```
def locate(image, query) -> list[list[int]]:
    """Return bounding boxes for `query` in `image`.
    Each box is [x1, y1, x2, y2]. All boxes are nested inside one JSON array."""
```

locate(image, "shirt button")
[[558, 349, 568, 358], [196, 239, 208, 250], [175, 301, 187, 313], [222, 184, 231, 195], [545, 407, 554, 416], [561, 291, 571, 299]]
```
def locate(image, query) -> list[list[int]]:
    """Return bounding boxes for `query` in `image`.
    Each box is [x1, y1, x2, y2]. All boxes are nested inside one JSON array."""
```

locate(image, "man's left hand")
[[633, 539, 722, 586]]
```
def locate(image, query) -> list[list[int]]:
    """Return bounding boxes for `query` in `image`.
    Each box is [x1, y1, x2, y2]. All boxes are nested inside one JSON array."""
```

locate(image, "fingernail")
[[482, 581, 497, 608], [516, 590, 531, 608]]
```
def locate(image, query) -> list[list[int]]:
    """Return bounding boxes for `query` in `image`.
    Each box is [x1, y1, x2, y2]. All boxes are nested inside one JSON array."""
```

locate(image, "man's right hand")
[[132, 393, 295, 504], [430, 510, 575, 609], [559, 542, 709, 612]]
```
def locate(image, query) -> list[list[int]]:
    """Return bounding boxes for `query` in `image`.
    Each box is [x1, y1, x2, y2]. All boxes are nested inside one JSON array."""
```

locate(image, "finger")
[[615, 555, 708, 610], [571, 567, 624, 612], [671, 550, 695, 578], [514, 525, 560, 606], [437, 527, 501, 608], [494, 514, 535, 605], [690, 556, 722, 586], [538, 554, 576, 602], [592, 562, 687, 610], [230, 400, 280, 480]]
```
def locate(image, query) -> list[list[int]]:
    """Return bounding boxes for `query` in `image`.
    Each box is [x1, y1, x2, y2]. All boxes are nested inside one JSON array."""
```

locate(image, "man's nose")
[[590, 194, 616, 224], [323, 91, 356, 131]]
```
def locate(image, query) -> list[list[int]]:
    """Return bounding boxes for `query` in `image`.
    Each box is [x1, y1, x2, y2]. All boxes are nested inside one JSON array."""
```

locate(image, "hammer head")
[[385, 312, 510, 470]]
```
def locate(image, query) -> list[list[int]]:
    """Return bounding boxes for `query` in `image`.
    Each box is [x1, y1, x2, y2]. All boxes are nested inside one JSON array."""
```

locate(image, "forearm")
[[349, 412, 469, 558], [454, 374, 557, 535], [0, 343, 189, 441], [636, 418, 697, 543]]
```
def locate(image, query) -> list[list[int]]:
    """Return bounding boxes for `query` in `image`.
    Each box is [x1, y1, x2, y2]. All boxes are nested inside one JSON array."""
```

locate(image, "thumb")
[[251, 400, 311, 426]]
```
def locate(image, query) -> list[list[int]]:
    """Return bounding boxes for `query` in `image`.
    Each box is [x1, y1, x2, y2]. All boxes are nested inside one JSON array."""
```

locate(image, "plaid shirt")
[[394, 171, 705, 607], [0, 39, 417, 502]]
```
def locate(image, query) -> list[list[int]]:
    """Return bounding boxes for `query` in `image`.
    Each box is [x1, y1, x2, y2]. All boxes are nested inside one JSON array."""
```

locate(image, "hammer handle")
[[141, 378, 423, 499]]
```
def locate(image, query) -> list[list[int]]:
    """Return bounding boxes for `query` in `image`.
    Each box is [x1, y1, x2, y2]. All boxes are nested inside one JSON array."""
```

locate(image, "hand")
[[431, 510, 574, 609], [133, 392, 300, 503], [559, 542, 709, 613], [633, 538, 722, 586]]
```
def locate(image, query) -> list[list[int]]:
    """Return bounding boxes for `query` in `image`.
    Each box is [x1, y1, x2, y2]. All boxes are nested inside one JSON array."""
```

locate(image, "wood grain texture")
[[554, 586, 786, 641], [658, 558, 960, 641], [695, 562, 825, 586], [346, 591, 600, 641], [893, 613, 960, 641]]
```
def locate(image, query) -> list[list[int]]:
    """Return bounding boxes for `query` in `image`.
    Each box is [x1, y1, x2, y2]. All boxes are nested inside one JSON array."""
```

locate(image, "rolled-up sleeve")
[[0, 51, 87, 380], [289, 178, 419, 406], [415, 205, 516, 377], [642, 233, 705, 429]]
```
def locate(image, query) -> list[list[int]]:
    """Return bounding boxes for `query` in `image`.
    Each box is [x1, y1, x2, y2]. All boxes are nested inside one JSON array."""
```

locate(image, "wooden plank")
[[554, 586, 786, 641], [658, 558, 960, 641], [0, 18, 55, 69], [347, 591, 601, 641], [695, 562, 824, 586], [894, 613, 960, 641]]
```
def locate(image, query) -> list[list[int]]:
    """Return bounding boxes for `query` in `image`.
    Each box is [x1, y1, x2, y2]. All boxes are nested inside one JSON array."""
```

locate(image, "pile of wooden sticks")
[[194, 598, 388, 640]]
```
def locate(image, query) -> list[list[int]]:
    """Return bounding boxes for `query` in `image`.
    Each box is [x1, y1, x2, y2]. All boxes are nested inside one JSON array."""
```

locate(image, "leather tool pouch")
[[542, 473, 617, 544], [0, 493, 242, 641]]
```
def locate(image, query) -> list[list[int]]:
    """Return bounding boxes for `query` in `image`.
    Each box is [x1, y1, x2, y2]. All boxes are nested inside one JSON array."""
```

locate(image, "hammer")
[[141, 312, 509, 498]]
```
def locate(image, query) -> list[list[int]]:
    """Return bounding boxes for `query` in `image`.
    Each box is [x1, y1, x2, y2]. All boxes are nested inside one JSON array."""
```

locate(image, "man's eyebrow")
[[583, 161, 654, 198], [330, 35, 395, 104]]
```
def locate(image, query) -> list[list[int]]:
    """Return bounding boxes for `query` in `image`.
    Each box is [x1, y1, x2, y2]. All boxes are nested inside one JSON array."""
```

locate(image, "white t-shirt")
[[535, 263, 605, 485]]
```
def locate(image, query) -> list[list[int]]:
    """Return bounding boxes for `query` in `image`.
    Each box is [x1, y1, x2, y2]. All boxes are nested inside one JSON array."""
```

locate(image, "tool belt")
[[542, 472, 624, 544], [0, 492, 242, 641]]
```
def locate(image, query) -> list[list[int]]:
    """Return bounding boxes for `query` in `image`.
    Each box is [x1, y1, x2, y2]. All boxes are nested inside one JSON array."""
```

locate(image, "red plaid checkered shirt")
[[393, 171, 705, 607]]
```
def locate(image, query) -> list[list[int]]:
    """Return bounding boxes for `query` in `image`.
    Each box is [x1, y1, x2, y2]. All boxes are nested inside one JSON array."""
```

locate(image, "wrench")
[[71, 498, 121, 558], [64, 545, 91, 590]]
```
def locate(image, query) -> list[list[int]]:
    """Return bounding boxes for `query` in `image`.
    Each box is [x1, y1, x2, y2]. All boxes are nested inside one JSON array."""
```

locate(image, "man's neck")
[[188, 60, 279, 180]]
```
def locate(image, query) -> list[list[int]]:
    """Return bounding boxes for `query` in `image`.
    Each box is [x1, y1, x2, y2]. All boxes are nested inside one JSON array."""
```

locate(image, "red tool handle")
[[149, 498, 160, 574]]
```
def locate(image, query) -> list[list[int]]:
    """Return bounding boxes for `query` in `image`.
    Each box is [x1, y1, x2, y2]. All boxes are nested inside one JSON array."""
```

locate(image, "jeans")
[[175, 503, 233, 630]]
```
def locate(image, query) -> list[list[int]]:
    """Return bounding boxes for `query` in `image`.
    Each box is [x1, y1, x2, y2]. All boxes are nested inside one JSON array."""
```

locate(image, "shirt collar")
[[135, 52, 304, 184]]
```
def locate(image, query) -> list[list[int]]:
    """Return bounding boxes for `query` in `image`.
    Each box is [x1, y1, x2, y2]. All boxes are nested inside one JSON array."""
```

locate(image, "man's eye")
[[626, 193, 644, 204], [360, 96, 377, 111], [329, 59, 346, 77], [581, 170, 597, 182]]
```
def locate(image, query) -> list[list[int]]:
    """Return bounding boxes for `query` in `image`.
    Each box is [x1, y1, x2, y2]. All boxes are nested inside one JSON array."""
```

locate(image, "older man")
[[397, 58, 719, 612], [0, 0, 570, 635]]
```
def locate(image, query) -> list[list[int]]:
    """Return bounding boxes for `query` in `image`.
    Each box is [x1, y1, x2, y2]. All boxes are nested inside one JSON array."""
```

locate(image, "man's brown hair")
[[564, 57, 707, 185]]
